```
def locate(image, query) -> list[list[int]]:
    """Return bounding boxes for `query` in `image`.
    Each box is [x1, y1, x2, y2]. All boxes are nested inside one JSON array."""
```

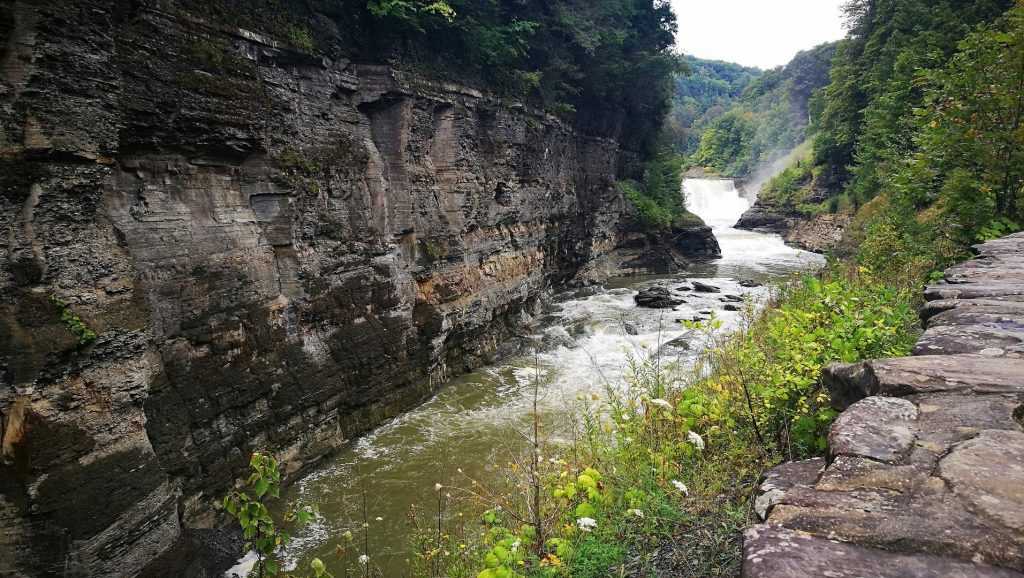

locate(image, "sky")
[[671, 0, 848, 69]]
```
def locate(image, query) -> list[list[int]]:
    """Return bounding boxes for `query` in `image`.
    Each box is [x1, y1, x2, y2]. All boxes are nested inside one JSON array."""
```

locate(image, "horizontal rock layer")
[[0, 1, 716, 576], [745, 232, 1024, 578], [734, 198, 850, 254]]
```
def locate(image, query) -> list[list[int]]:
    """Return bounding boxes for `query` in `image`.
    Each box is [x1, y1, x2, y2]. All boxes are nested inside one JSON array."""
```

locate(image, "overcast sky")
[[671, 0, 848, 69]]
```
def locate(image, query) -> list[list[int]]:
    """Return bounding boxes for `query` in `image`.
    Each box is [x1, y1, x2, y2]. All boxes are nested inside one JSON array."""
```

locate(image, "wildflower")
[[434, 483, 443, 492], [671, 480, 689, 496], [358, 554, 369, 565], [576, 517, 597, 532], [342, 530, 354, 541], [687, 430, 705, 451], [649, 398, 672, 410], [375, 516, 383, 522], [627, 508, 644, 519]]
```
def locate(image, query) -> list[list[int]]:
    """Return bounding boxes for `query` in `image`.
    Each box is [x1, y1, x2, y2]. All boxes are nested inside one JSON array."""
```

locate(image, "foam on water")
[[243, 177, 825, 577]]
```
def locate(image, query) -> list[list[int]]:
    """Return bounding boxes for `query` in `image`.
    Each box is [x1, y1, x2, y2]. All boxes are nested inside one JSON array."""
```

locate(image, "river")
[[229, 178, 823, 577]]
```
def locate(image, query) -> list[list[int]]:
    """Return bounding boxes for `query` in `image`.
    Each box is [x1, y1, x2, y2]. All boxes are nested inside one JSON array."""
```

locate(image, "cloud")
[[672, 0, 847, 69]]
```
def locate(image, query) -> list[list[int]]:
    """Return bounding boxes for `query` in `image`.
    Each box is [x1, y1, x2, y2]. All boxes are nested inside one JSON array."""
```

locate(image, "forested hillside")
[[665, 56, 762, 155], [689, 42, 836, 176], [756, 0, 1023, 276]]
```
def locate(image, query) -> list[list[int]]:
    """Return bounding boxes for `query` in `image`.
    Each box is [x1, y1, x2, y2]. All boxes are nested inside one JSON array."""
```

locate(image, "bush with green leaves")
[[619, 151, 703, 231], [223, 452, 328, 578]]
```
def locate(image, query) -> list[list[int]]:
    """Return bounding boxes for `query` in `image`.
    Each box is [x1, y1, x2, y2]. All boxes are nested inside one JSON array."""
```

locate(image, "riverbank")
[[745, 232, 1024, 577], [248, 178, 823, 576]]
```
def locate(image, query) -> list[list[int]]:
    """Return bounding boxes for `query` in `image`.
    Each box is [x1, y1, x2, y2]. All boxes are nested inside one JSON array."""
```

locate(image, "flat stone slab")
[[743, 525, 1024, 578], [755, 458, 824, 520], [925, 282, 1024, 301], [828, 396, 918, 463], [743, 236, 1024, 577], [914, 322, 1024, 357], [921, 298, 1024, 322], [824, 355, 1024, 408], [938, 429, 1024, 533]]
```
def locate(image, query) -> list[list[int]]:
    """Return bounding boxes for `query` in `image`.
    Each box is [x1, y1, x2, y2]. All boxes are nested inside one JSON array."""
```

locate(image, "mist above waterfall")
[[738, 144, 808, 201]]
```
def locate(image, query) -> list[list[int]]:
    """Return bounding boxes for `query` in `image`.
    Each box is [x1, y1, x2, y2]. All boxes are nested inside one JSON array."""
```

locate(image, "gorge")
[[3, 1, 1024, 577], [0, 1, 713, 575], [261, 177, 821, 576]]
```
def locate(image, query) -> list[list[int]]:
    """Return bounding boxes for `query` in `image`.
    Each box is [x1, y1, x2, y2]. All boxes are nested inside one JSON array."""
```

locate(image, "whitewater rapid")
[[230, 178, 823, 577]]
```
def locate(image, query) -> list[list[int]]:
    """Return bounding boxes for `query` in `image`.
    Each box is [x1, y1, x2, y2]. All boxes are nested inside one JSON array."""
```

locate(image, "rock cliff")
[[745, 232, 1024, 577], [0, 1, 715, 576], [735, 197, 850, 254]]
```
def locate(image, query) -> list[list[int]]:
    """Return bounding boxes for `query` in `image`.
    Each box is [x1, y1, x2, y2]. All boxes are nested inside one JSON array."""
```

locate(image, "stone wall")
[[0, 1, 714, 575], [745, 232, 1024, 577]]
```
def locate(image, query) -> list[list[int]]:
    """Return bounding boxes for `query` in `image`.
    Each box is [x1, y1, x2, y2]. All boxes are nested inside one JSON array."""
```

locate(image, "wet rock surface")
[[634, 286, 686, 309], [692, 280, 721, 293], [735, 200, 852, 253], [0, 2, 720, 575], [745, 233, 1024, 577]]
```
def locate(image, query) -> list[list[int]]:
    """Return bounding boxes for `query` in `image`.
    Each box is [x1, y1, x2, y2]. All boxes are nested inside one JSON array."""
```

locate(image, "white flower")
[[511, 540, 521, 553], [687, 430, 705, 451], [576, 517, 597, 532], [649, 398, 672, 410], [375, 516, 383, 522], [671, 480, 689, 496], [627, 508, 644, 519], [358, 554, 369, 565], [434, 483, 443, 491]]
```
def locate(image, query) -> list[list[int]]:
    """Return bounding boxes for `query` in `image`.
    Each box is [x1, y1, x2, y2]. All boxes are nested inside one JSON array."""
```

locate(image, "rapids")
[[227, 178, 823, 577]]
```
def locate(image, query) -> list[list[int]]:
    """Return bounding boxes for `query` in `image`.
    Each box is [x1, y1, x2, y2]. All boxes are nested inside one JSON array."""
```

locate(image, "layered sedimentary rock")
[[735, 197, 850, 254], [745, 232, 1024, 578], [0, 2, 714, 575]]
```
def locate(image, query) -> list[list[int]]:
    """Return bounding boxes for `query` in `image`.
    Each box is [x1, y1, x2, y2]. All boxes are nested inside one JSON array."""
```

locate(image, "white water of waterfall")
[[684, 178, 822, 275], [239, 179, 824, 578]]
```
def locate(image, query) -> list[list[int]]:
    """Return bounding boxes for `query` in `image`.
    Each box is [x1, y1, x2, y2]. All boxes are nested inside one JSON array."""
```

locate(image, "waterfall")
[[684, 178, 751, 230]]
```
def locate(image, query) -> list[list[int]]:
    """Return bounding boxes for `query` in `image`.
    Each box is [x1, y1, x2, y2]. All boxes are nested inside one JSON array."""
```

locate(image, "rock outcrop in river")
[[745, 232, 1024, 577], [735, 196, 850, 254], [0, 2, 716, 576]]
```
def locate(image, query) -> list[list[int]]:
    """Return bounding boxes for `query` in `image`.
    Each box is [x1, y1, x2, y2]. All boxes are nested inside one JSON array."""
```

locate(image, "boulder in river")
[[663, 336, 690, 350], [739, 279, 762, 288], [623, 322, 639, 335], [723, 303, 742, 312], [634, 286, 685, 309], [692, 281, 721, 293], [721, 294, 744, 302]]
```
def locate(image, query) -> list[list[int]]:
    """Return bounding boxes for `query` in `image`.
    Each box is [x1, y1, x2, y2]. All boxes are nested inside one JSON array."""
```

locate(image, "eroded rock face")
[[735, 200, 851, 254], [744, 233, 1024, 577], [0, 2, 715, 575]]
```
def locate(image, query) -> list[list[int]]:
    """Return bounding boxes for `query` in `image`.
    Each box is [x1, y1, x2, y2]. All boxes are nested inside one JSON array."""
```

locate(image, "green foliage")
[[666, 56, 763, 155], [691, 43, 836, 176], [223, 453, 327, 578], [850, 2, 1024, 277], [367, 0, 456, 27], [285, 24, 315, 52], [812, 0, 1014, 196], [756, 145, 834, 216], [619, 151, 699, 230], [353, 0, 681, 153], [699, 270, 918, 456], [50, 297, 97, 347]]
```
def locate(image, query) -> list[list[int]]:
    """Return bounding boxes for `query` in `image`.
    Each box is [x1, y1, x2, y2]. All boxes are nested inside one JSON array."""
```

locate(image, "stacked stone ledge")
[[743, 232, 1024, 578]]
